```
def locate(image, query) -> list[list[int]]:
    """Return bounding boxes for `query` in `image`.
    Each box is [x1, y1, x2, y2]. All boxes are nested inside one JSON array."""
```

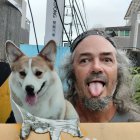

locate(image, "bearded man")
[[63, 29, 140, 122]]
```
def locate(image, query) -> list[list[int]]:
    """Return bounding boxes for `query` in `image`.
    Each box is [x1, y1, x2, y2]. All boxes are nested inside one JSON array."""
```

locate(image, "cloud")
[[85, 0, 131, 28], [25, 0, 132, 45]]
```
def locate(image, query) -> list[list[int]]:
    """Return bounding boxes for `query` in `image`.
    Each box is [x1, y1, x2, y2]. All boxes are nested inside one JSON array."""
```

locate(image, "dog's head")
[[5, 40, 56, 106]]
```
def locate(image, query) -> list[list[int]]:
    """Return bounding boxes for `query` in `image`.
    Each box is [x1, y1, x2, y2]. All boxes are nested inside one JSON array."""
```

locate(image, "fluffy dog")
[[5, 40, 78, 122]]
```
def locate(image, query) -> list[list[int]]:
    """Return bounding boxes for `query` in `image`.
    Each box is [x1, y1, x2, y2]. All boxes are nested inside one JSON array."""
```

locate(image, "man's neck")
[[75, 98, 116, 122]]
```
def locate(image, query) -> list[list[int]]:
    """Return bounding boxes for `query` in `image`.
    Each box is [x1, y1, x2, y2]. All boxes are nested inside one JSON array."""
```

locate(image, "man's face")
[[72, 35, 118, 111]]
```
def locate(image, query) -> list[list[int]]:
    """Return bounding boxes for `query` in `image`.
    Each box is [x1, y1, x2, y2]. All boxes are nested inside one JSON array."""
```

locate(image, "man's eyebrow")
[[79, 52, 92, 57], [79, 52, 114, 57], [100, 52, 114, 56], [73, 52, 91, 61], [74, 52, 115, 60]]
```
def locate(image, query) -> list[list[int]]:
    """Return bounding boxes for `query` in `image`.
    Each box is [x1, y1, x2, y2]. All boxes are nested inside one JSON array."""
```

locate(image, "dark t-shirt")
[[111, 111, 140, 122]]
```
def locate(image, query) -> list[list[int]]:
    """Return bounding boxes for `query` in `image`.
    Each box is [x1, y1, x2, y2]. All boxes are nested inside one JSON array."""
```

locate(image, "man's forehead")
[[80, 35, 114, 47], [73, 35, 116, 58], [73, 41, 116, 55]]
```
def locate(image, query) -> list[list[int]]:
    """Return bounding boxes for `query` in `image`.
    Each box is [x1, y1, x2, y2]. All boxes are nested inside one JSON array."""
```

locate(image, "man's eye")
[[80, 58, 90, 64], [104, 58, 113, 63], [19, 71, 26, 77], [35, 71, 42, 76]]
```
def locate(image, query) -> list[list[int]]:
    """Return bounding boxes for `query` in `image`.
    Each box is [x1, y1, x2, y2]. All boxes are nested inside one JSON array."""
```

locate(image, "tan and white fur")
[[5, 40, 78, 122]]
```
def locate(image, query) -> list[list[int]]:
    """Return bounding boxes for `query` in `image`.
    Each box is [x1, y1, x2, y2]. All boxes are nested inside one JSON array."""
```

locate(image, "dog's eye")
[[35, 71, 42, 76], [19, 71, 26, 77]]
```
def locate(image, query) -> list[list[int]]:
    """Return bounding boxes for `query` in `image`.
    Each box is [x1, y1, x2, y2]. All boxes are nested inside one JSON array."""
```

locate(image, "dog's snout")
[[25, 85, 34, 93]]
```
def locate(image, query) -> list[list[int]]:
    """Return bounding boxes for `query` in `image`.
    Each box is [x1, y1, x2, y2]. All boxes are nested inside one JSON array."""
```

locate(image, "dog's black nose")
[[25, 85, 34, 94]]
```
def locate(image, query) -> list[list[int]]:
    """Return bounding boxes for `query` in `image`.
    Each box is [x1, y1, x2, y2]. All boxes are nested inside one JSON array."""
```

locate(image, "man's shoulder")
[[111, 112, 129, 122], [111, 110, 140, 122], [128, 110, 140, 122]]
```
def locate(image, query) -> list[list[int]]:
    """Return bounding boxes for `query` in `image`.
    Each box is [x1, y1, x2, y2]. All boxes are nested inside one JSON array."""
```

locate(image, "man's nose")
[[91, 59, 103, 73]]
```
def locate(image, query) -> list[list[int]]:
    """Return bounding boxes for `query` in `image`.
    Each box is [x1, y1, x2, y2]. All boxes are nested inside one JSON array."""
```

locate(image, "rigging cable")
[[75, 0, 87, 31], [73, 11, 80, 36], [81, 0, 88, 29], [68, 0, 83, 35], [68, 0, 75, 41], [27, 0, 39, 53], [54, 0, 72, 45], [73, 5, 85, 32]]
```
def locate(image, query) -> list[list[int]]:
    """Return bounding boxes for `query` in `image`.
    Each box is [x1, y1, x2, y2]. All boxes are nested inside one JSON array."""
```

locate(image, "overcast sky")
[[25, 0, 132, 45]]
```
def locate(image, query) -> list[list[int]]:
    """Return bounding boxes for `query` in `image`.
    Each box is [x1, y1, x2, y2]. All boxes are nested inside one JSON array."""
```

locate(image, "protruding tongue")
[[88, 82, 104, 97], [25, 94, 37, 106]]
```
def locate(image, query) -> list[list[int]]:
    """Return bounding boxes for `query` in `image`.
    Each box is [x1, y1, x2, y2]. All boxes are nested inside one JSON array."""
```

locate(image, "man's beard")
[[82, 72, 112, 111], [76, 71, 117, 112], [83, 95, 113, 111]]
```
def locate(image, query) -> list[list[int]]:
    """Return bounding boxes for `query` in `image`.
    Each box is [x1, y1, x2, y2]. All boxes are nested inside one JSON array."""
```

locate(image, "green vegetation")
[[130, 67, 140, 75], [130, 67, 140, 105]]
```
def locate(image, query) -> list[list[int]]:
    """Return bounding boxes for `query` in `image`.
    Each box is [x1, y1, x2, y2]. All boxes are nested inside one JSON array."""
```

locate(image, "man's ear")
[[38, 40, 56, 63], [5, 40, 25, 64]]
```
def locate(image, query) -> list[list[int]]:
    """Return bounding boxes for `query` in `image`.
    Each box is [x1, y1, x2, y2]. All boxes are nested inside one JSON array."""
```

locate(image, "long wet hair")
[[63, 29, 138, 114]]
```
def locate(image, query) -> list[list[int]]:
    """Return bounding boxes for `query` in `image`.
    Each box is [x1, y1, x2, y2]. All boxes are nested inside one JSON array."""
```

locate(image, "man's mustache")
[[85, 72, 108, 85]]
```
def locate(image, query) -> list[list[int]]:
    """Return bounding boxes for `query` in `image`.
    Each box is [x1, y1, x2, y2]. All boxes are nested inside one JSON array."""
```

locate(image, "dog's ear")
[[38, 40, 56, 62], [5, 40, 25, 64]]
